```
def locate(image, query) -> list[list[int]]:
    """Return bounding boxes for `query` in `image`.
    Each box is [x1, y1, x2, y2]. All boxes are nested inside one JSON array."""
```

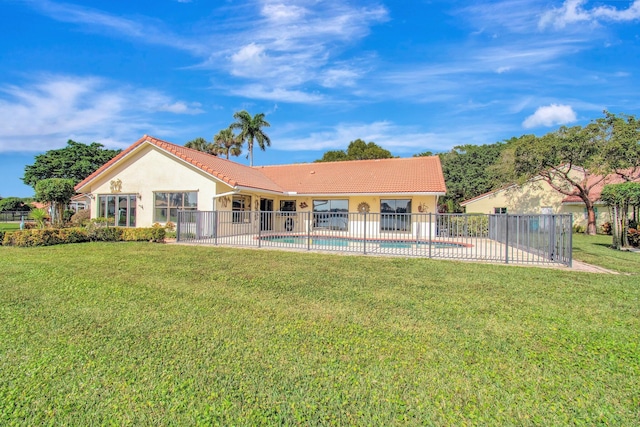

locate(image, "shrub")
[[29, 208, 49, 229], [0, 230, 4, 245], [574, 225, 586, 234], [164, 221, 176, 232], [57, 228, 90, 244], [70, 209, 91, 227], [2, 226, 163, 247], [601, 222, 612, 235]]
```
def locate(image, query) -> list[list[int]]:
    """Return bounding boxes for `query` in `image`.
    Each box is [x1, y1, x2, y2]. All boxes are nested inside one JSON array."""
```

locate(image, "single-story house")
[[75, 135, 446, 234], [460, 168, 639, 229]]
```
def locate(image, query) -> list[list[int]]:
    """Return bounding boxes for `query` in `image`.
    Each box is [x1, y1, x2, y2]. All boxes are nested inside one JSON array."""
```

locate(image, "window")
[[154, 191, 197, 223], [381, 199, 411, 232], [313, 199, 348, 231], [232, 195, 251, 223], [494, 207, 507, 214], [98, 194, 137, 227], [280, 200, 296, 213]]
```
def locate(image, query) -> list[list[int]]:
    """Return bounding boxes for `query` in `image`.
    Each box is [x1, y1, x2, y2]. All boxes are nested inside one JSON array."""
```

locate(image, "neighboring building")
[[461, 169, 639, 229], [75, 135, 446, 232], [69, 193, 91, 212]]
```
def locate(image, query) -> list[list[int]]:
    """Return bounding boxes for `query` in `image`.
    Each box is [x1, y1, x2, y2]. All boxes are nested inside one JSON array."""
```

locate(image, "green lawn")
[[572, 232, 640, 274], [0, 222, 20, 231], [1, 242, 638, 425]]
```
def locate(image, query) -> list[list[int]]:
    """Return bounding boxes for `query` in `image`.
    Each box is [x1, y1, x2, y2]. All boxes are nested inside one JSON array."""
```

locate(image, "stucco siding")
[[87, 145, 219, 227]]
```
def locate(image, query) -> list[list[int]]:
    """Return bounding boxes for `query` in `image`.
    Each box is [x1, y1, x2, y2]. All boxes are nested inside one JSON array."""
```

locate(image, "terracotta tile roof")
[[257, 157, 446, 194], [562, 170, 640, 203], [76, 135, 446, 195], [75, 135, 284, 193]]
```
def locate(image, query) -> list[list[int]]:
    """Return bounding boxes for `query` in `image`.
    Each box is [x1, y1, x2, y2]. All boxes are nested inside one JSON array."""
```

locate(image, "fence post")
[[258, 210, 262, 248], [568, 214, 573, 267], [429, 212, 432, 259], [504, 213, 509, 264], [307, 211, 311, 251], [549, 214, 556, 261], [177, 210, 181, 242], [214, 211, 218, 245], [363, 212, 367, 255]]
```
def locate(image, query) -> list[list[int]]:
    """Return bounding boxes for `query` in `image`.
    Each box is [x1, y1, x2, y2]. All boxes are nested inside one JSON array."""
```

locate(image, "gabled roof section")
[[460, 184, 518, 206], [75, 135, 446, 196], [256, 156, 446, 194], [75, 135, 284, 193]]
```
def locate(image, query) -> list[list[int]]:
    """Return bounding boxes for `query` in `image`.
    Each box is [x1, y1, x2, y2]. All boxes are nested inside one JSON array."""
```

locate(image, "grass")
[[0, 222, 20, 231], [0, 242, 639, 425], [572, 232, 640, 274]]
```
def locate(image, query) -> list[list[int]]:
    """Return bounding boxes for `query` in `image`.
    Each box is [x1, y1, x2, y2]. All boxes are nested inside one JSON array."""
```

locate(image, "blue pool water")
[[259, 236, 464, 249]]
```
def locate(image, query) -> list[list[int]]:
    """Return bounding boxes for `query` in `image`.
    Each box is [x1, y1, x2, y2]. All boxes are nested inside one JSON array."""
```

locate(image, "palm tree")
[[212, 128, 243, 159], [185, 137, 216, 155], [230, 110, 271, 166]]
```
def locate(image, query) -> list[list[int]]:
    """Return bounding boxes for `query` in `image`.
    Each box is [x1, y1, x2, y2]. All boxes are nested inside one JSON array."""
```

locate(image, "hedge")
[[1, 227, 165, 247]]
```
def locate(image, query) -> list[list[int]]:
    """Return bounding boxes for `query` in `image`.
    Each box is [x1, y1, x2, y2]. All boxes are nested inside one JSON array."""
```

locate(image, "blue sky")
[[1, 0, 639, 198]]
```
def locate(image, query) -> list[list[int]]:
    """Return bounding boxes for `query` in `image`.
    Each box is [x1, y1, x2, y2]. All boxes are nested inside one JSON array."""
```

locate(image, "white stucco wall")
[[85, 145, 219, 227]]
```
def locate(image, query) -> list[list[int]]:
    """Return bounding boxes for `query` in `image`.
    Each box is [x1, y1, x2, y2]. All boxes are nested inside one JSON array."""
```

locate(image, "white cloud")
[[272, 121, 498, 154], [229, 85, 324, 103], [0, 75, 202, 152], [27, 0, 388, 104], [261, 3, 307, 22], [539, 0, 640, 29], [522, 104, 577, 128]]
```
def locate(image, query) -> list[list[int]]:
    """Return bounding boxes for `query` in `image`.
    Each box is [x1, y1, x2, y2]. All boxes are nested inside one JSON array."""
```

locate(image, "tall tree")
[[230, 111, 271, 166], [596, 111, 640, 181], [184, 137, 216, 155], [35, 178, 76, 226], [23, 140, 121, 188], [212, 128, 243, 159], [504, 126, 607, 235], [315, 139, 394, 162], [437, 142, 507, 212]]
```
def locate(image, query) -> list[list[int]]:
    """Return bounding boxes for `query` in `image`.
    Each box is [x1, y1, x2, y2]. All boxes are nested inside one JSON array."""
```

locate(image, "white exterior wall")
[[87, 146, 219, 227]]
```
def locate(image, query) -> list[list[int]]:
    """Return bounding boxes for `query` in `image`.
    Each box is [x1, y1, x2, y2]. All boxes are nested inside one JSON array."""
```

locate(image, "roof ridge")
[[255, 155, 438, 169]]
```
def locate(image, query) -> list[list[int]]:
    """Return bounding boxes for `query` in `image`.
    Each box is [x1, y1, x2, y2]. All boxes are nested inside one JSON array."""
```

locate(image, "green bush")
[[574, 224, 586, 234], [0, 230, 4, 245], [442, 215, 489, 237], [2, 226, 164, 247], [70, 209, 91, 227]]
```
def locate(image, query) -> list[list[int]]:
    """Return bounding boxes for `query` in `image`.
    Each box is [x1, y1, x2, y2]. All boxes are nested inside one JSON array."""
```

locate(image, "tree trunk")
[[585, 203, 597, 235], [611, 205, 620, 249], [621, 201, 630, 248]]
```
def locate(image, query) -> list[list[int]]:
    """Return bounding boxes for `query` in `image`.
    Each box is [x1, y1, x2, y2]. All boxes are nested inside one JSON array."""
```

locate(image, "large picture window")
[[232, 195, 251, 223], [380, 199, 411, 232], [313, 199, 348, 231], [154, 191, 197, 223], [98, 194, 137, 227]]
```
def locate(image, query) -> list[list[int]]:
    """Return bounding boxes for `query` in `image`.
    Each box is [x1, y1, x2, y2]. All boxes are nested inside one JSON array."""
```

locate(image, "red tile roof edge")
[[75, 135, 242, 191]]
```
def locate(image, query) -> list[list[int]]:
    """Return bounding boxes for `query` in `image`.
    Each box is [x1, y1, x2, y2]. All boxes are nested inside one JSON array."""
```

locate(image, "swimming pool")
[[259, 235, 466, 249]]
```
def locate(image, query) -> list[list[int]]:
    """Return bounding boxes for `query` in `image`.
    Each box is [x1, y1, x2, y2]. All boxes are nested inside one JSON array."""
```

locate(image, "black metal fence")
[[177, 211, 572, 266], [0, 211, 30, 222]]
